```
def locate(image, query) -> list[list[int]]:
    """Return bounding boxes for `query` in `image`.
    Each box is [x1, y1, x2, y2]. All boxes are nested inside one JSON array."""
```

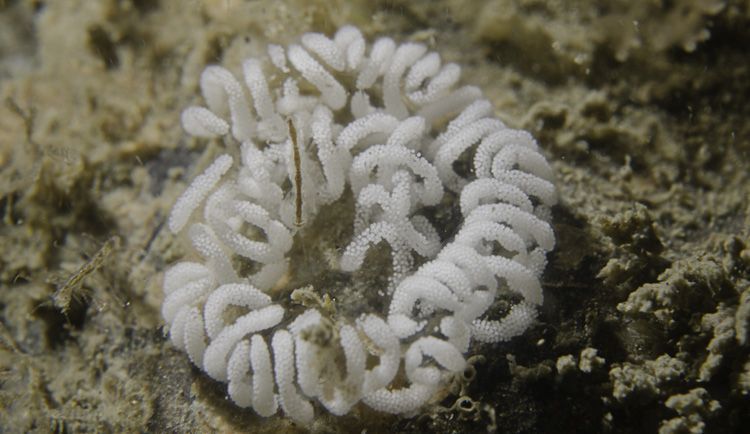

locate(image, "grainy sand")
[[1, 1, 748, 432]]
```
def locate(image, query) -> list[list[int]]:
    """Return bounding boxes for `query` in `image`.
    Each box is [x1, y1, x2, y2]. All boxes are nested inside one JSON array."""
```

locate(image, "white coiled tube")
[[163, 24, 556, 422]]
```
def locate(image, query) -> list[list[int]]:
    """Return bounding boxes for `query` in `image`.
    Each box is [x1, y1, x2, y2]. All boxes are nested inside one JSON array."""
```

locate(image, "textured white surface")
[[162, 24, 557, 419]]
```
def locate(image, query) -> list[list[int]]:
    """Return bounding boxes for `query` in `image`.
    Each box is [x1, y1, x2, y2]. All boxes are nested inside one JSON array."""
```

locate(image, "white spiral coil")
[[162, 25, 556, 422]]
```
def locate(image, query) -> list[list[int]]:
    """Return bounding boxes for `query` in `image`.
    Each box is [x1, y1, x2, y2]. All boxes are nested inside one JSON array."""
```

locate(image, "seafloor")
[[1, 0, 748, 433]]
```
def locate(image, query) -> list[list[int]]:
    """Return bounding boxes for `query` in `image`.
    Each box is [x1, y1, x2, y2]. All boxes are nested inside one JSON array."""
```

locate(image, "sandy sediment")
[[0, 0, 748, 432]]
